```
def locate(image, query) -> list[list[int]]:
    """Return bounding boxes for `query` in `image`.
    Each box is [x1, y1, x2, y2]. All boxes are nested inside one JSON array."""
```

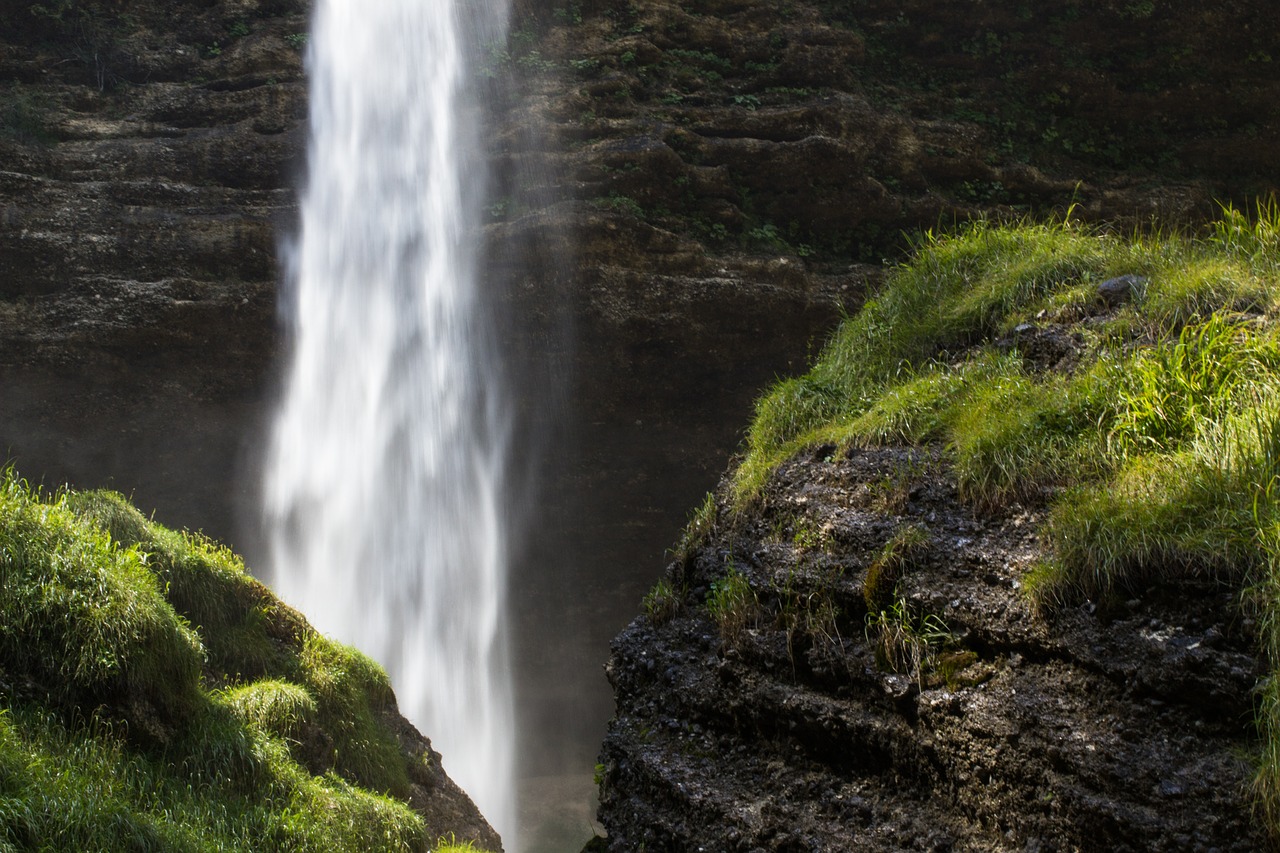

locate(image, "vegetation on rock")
[[0, 470, 496, 852], [726, 199, 1280, 836]]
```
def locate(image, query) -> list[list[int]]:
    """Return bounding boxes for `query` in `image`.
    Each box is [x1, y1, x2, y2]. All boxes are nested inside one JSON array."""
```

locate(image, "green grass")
[[0, 468, 496, 852], [725, 200, 1280, 836], [705, 564, 757, 644], [642, 577, 682, 625], [863, 524, 930, 614], [733, 206, 1280, 507]]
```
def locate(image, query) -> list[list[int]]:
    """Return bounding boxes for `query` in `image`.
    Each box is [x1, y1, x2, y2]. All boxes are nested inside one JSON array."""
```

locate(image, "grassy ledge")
[[0, 471, 496, 852], [724, 200, 1280, 836]]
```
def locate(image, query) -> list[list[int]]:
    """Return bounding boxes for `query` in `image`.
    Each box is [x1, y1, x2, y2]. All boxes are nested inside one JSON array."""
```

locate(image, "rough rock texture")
[[0, 0, 309, 535], [503, 0, 1280, 265], [596, 447, 1268, 851]]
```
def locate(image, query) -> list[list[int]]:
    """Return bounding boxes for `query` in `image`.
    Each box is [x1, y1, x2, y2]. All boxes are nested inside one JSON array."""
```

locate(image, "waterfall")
[[262, 0, 516, 847]]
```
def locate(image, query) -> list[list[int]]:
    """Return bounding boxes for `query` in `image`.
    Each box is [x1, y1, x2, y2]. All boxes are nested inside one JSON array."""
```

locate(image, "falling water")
[[262, 0, 515, 846]]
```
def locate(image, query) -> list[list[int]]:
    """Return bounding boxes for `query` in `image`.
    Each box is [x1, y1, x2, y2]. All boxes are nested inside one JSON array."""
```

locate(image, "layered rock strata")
[[596, 448, 1266, 851]]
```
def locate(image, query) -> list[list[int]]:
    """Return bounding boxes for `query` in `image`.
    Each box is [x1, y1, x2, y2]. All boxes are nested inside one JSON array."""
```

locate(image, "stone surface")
[[595, 446, 1267, 851]]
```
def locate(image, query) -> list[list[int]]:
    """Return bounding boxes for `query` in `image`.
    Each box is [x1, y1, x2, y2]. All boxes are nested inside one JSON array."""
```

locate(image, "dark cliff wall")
[[0, 0, 309, 539]]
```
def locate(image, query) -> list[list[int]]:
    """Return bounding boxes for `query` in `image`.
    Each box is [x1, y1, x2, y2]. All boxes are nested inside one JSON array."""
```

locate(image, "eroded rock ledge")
[[596, 446, 1266, 851]]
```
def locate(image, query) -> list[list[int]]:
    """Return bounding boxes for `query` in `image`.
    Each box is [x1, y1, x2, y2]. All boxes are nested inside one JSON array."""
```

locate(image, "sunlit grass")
[[0, 468, 469, 851]]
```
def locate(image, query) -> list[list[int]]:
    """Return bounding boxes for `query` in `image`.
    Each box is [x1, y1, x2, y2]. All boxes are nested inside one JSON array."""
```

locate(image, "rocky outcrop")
[[595, 447, 1267, 850]]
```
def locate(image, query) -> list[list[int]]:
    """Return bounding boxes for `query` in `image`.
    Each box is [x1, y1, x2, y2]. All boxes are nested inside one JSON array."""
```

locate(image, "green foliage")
[[1110, 314, 1280, 455], [552, 1, 583, 25], [0, 703, 427, 852], [733, 216, 1111, 503], [948, 367, 1109, 507], [218, 679, 318, 743], [863, 524, 929, 613], [65, 488, 305, 684], [772, 565, 842, 656], [705, 564, 757, 644], [0, 472, 204, 731], [1041, 385, 1280, 600], [0, 470, 437, 850], [673, 491, 716, 563], [296, 635, 410, 796], [841, 358, 995, 448], [724, 205, 1280, 831], [733, 209, 1280, 508], [643, 577, 682, 625], [1211, 198, 1280, 273], [864, 599, 951, 681], [436, 837, 489, 853], [593, 191, 644, 219]]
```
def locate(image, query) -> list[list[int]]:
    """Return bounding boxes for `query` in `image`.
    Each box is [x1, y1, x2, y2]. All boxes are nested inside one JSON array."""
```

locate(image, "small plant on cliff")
[[706, 563, 757, 644], [436, 835, 492, 853], [673, 491, 717, 564], [865, 599, 951, 683], [643, 577, 682, 625], [774, 569, 843, 665], [863, 524, 930, 614]]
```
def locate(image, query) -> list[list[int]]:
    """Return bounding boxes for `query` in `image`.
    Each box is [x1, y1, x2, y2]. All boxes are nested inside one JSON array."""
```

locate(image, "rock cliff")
[[2, 0, 1278, 848], [596, 446, 1266, 850], [0, 0, 308, 534]]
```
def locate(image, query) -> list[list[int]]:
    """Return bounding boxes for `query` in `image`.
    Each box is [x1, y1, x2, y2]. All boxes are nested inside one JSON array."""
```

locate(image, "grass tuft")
[[643, 577, 682, 625], [863, 524, 930, 614], [65, 488, 308, 683], [705, 563, 757, 645], [0, 472, 204, 739]]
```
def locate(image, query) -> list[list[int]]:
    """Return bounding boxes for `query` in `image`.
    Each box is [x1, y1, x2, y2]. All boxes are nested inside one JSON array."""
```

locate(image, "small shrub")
[[594, 191, 644, 219]]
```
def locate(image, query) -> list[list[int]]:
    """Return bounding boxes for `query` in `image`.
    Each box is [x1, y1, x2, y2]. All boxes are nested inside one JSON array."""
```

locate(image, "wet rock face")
[[501, 0, 1280, 273], [596, 448, 1267, 851], [0, 0, 309, 536]]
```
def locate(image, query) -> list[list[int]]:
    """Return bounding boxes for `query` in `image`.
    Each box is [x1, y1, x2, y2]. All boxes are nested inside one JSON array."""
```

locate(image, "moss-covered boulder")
[[0, 470, 500, 852]]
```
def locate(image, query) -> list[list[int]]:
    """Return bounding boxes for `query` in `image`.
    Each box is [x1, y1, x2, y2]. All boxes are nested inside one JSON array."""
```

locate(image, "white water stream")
[[262, 0, 515, 846]]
